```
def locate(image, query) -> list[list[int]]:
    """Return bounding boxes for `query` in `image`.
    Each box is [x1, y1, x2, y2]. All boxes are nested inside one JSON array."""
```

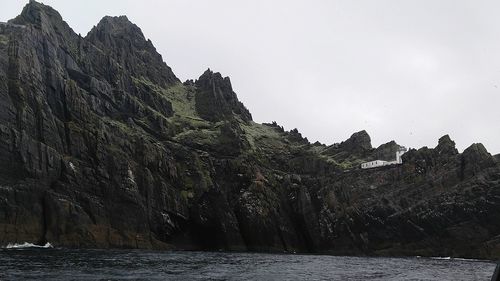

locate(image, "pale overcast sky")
[[2, 1, 500, 154]]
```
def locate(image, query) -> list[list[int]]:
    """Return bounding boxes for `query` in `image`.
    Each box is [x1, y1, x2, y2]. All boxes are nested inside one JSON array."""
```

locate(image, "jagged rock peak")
[[342, 130, 372, 151], [463, 143, 491, 161], [196, 68, 232, 89], [435, 134, 458, 156], [375, 140, 397, 148], [86, 13, 179, 87], [9, 1, 72, 34], [194, 68, 252, 122], [461, 143, 496, 177], [88, 15, 145, 40]]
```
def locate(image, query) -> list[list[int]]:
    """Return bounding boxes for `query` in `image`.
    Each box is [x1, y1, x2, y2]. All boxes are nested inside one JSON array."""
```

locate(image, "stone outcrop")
[[86, 15, 178, 88], [1, 1, 500, 259], [321, 130, 372, 165], [373, 140, 402, 162], [195, 69, 252, 122], [436, 135, 459, 156], [342, 130, 372, 151]]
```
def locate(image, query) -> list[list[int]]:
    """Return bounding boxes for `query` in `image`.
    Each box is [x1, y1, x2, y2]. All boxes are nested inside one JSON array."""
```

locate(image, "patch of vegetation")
[[66, 121, 84, 134], [180, 190, 194, 201], [132, 76, 160, 91], [319, 153, 365, 170], [173, 127, 220, 147], [132, 78, 211, 134], [337, 160, 361, 170], [0, 34, 8, 45], [124, 89, 172, 126], [169, 115, 212, 132], [161, 83, 198, 118], [241, 122, 284, 150], [102, 117, 134, 134]]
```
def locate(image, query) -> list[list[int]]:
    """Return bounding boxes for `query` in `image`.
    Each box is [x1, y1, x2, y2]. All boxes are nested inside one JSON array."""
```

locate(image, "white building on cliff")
[[361, 146, 407, 169]]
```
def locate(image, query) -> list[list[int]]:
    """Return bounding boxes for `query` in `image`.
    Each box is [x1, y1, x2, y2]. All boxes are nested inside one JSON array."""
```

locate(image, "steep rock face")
[[0, 2, 184, 249], [86, 16, 178, 88], [195, 69, 252, 122], [1, 1, 500, 259], [311, 137, 500, 257], [340, 130, 372, 152]]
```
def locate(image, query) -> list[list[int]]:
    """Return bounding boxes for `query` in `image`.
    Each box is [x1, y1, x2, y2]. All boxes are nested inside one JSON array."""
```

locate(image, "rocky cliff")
[[1, 1, 500, 258]]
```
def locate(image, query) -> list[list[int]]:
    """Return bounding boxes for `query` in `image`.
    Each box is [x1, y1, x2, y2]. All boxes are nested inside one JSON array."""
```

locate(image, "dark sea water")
[[0, 247, 496, 280]]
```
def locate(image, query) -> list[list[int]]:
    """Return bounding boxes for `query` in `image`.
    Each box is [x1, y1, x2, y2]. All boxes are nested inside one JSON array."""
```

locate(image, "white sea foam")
[[453, 257, 486, 262], [430, 256, 451, 260], [4, 242, 53, 249], [417, 256, 487, 262]]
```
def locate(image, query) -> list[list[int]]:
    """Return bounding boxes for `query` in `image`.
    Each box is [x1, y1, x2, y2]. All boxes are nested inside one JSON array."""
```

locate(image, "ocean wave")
[[4, 242, 53, 249]]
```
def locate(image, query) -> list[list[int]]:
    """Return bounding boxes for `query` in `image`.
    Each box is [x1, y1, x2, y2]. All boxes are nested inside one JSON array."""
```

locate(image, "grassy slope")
[[127, 77, 368, 171]]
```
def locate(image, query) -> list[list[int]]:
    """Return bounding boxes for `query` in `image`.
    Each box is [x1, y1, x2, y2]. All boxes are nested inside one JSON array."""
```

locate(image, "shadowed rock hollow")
[[1, 1, 500, 258]]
